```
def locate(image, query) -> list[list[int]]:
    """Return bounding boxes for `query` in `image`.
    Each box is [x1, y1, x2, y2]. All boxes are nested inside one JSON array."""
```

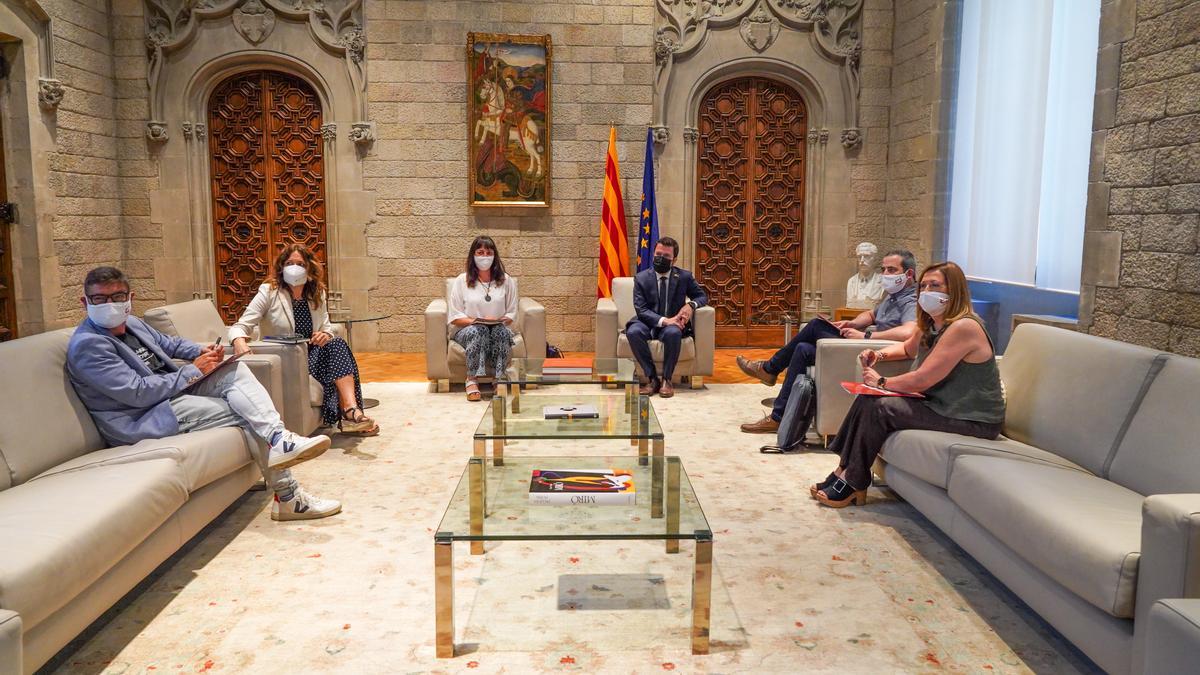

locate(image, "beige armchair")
[[424, 278, 546, 391], [596, 277, 715, 387], [142, 299, 323, 434], [813, 337, 913, 439]]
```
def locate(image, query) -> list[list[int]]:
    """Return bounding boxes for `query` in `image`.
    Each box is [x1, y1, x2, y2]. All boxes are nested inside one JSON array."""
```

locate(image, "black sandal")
[[339, 406, 378, 435], [809, 472, 838, 498], [815, 478, 867, 508]]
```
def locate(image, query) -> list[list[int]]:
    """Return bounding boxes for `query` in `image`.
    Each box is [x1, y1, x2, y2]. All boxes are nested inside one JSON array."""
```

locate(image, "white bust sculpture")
[[846, 242, 884, 309]]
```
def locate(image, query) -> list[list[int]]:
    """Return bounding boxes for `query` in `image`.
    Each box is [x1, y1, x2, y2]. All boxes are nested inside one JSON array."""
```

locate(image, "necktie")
[[658, 276, 669, 317]]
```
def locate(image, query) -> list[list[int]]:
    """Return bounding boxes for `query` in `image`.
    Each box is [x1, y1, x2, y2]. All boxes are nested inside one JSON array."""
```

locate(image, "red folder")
[[841, 381, 926, 398]]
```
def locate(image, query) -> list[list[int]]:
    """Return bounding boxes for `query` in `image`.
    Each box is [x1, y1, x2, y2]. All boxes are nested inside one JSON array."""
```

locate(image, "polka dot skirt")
[[294, 297, 363, 426]]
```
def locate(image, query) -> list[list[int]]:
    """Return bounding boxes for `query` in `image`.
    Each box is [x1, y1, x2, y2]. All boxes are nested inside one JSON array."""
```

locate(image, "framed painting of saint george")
[[467, 32, 551, 207]]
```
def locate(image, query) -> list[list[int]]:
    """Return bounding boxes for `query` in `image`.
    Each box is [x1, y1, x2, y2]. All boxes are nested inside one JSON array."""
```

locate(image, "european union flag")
[[636, 126, 659, 273]]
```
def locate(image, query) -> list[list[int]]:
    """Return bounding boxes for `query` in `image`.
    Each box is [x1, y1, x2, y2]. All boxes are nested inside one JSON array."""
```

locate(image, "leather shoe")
[[639, 378, 660, 396], [737, 356, 778, 386], [659, 380, 675, 398], [740, 414, 780, 434]]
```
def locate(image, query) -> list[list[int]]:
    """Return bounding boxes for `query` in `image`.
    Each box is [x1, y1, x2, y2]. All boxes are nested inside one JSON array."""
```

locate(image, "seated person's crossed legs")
[[738, 318, 841, 433], [68, 265, 340, 522]]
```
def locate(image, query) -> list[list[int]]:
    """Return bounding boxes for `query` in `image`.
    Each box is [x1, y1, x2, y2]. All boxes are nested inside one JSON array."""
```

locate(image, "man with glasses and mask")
[[738, 249, 920, 434], [66, 266, 341, 521], [625, 237, 708, 398]]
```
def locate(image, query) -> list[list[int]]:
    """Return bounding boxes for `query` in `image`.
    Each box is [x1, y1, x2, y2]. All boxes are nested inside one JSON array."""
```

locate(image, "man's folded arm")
[[73, 341, 201, 408]]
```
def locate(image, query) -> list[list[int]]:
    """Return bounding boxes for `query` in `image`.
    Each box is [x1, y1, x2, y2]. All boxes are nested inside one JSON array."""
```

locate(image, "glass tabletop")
[[331, 314, 392, 324], [435, 455, 709, 541], [500, 357, 639, 386], [474, 393, 663, 440]]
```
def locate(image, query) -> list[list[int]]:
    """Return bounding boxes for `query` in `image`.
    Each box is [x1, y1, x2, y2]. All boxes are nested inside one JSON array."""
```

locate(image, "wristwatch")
[[686, 300, 698, 310], [864, 328, 874, 339], [877, 376, 887, 389]]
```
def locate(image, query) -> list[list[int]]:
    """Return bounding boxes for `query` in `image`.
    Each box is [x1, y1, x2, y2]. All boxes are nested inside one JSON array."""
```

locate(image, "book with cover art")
[[841, 381, 926, 398], [529, 468, 636, 505], [543, 404, 600, 420], [542, 357, 594, 375]]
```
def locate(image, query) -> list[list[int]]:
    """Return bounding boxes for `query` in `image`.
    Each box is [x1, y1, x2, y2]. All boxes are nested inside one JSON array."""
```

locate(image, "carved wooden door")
[[0, 114, 15, 341], [209, 71, 327, 323], [696, 77, 806, 347]]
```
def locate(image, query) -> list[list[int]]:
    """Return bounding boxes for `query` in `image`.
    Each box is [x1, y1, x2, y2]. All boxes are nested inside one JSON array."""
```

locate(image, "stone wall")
[[364, 0, 655, 352], [41, 0, 123, 320], [1079, 0, 1200, 357], [881, 0, 954, 269]]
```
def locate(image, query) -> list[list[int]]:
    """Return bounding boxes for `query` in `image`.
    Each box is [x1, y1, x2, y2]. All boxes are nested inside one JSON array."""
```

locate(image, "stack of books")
[[528, 468, 636, 505], [542, 357, 593, 375]]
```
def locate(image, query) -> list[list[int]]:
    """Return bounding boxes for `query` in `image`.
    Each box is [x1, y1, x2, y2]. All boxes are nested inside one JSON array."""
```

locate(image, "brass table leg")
[[625, 382, 635, 414], [651, 438, 665, 518], [692, 533, 713, 655], [492, 396, 505, 466], [469, 458, 484, 555], [472, 439, 487, 511], [666, 457, 680, 553], [435, 538, 454, 657], [511, 382, 521, 413], [630, 392, 640, 448]]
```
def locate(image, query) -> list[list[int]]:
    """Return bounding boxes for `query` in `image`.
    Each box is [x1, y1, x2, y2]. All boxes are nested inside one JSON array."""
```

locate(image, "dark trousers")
[[626, 321, 683, 381], [766, 319, 842, 421], [829, 396, 1003, 490]]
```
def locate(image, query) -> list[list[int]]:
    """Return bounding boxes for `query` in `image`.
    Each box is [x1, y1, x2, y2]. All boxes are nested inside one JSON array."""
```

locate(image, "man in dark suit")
[[625, 236, 708, 398]]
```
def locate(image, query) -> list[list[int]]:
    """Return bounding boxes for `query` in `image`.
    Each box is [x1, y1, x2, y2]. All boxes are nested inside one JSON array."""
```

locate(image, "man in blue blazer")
[[67, 266, 340, 521], [626, 237, 709, 398]]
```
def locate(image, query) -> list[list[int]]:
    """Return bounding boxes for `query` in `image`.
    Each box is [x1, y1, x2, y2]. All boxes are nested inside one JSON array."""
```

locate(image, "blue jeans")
[[765, 319, 842, 421]]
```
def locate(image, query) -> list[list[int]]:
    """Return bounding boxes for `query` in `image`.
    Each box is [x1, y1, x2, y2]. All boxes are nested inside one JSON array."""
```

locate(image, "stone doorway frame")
[[143, 4, 379, 345]]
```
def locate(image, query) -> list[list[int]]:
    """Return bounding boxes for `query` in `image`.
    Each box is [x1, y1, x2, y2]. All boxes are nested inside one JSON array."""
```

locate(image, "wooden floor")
[[356, 349, 778, 384]]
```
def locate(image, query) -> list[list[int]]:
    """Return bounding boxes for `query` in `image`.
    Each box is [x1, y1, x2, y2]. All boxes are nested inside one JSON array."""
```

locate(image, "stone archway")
[[142, 2, 379, 345]]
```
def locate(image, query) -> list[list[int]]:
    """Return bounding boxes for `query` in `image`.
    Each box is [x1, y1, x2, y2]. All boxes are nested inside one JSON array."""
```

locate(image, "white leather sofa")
[[878, 323, 1200, 674], [144, 299, 324, 434], [1143, 599, 1200, 673], [0, 329, 276, 673], [595, 277, 715, 387], [424, 278, 546, 391]]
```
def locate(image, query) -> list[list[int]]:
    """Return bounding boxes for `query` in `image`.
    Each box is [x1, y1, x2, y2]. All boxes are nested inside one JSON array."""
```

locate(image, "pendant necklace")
[[484, 280, 493, 302]]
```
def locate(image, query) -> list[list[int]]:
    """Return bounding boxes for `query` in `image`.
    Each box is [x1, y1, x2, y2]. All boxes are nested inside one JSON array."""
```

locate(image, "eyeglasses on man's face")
[[86, 291, 130, 305]]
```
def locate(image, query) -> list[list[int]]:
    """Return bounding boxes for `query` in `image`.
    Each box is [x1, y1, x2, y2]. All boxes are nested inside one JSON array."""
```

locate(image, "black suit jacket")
[[627, 267, 709, 337]]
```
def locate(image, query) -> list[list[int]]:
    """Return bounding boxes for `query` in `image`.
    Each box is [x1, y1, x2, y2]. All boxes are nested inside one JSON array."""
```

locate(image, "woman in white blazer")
[[230, 244, 377, 435], [448, 235, 518, 401]]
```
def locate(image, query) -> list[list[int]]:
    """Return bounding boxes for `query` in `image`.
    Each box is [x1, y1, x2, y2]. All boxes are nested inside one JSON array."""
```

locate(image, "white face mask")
[[88, 300, 131, 329], [919, 291, 950, 317], [881, 273, 908, 294], [282, 264, 308, 286], [474, 255, 494, 271]]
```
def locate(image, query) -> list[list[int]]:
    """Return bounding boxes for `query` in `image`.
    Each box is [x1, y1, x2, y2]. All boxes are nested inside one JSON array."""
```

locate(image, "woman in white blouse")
[[448, 235, 519, 401], [229, 244, 378, 435]]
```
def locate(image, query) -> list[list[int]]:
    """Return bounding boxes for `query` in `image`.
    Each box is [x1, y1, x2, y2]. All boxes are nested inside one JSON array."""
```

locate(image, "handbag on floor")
[[760, 373, 817, 454]]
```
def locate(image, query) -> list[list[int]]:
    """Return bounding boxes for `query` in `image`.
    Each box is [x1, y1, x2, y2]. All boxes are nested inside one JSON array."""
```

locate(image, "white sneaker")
[[271, 488, 342, 521], [267, 431, 331, 470]]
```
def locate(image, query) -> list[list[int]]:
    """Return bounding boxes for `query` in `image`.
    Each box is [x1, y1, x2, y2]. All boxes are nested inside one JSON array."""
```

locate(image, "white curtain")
[[948, 0, 1100, 291]]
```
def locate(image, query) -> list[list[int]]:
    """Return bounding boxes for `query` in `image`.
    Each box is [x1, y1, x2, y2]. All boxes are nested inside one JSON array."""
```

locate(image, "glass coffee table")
[[434, 454, 713, 657], [474, 392, 670, 514], [496, 357, 640, 414]]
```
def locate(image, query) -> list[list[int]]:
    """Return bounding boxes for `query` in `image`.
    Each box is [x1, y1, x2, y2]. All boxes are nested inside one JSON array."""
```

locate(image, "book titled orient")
[[542, 357, 594, 375], [528, 468, 636, 506]]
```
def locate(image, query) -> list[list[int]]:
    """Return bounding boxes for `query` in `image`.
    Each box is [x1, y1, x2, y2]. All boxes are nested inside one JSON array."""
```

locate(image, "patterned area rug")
[[50, 383, 1098, 673]]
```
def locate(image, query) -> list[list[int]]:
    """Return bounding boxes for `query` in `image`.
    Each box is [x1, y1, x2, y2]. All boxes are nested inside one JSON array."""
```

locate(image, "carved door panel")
[[209, 71, 327, 323], [696, 77, 806, 347], [0, 114, 15, 341]]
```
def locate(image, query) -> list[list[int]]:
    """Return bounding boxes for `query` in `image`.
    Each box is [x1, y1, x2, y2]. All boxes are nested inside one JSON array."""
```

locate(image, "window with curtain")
[[948, 0, 1101, 292]]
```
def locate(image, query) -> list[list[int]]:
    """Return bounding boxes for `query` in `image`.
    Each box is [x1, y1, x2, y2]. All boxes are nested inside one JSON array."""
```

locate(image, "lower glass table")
[[434, 454, 713, 657]]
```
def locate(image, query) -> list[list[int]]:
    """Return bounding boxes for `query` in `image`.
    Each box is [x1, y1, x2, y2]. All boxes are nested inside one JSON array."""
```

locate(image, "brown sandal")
[[339, 406, 379, 436]]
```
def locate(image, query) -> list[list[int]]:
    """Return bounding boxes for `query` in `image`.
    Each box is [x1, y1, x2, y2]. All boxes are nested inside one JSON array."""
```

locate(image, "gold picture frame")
[[467, 32, 551, 207]]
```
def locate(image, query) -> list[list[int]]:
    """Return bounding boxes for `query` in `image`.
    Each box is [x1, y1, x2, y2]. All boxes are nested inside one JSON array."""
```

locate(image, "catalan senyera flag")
[[597, 125, 630, 298], [635, 126, 659, 273]]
